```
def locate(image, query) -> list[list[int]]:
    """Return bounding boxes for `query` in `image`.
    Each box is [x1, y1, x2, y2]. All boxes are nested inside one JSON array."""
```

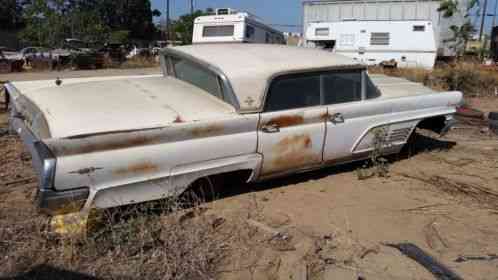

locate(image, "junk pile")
[[456, 104, 498, 135]]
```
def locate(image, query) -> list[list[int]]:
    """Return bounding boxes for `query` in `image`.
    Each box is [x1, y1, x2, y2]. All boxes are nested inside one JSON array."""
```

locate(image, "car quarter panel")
[[46, 114, 259, 208], [323, 91, 462, 162]]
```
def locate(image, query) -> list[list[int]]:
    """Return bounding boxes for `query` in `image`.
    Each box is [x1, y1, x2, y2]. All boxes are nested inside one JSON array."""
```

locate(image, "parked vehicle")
[[305, 20, 437, 69], [0, 47, 23, 73], [5, 44, 461, 215], [193, 8, 285, 44]]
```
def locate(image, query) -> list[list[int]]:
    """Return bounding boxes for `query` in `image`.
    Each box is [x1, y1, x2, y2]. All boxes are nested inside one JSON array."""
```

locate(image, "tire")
[[489, 119, 498, 135], [488, 112, 498, 120]]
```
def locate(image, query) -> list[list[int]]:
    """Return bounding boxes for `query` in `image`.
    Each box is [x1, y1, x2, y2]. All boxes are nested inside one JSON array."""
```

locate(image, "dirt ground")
[[1, 69, 498, 280]]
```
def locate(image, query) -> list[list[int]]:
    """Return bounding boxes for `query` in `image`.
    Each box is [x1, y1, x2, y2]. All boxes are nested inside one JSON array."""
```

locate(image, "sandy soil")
[[1, 69, 498, 279]]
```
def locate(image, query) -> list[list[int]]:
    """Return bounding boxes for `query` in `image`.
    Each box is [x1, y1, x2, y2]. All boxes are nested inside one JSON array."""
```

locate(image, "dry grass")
[[0, 195, 235, 279], [119, 56, 159, 69], [0, 130, 237, 279], [369, 63, 498, 97]]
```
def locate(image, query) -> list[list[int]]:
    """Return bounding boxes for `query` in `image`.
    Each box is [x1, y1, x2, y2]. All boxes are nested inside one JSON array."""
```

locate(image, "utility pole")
[[166, 0, 170, 41], [493, 0, 498, 28], [190, 0, 194, 15], [479, 0, 489, 41]]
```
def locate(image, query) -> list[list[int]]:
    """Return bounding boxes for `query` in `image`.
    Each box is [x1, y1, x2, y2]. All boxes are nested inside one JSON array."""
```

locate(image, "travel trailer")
[[305, 20, 437, 69], [192, 8, 285, 44]]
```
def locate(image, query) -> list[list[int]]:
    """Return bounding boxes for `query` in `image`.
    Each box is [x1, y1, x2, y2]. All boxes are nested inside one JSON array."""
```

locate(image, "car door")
[[322, 70, 372, 162], [258, 73, 327, 177]]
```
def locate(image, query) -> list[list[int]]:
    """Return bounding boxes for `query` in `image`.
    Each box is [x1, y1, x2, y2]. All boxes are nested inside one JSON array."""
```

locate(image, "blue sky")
[[151, 0, 303, 32]]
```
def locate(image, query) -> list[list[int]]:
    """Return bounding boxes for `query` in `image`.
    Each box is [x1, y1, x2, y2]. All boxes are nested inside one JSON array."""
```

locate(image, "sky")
[[151, 0, 303, 33], [151, 0, 498, 36]]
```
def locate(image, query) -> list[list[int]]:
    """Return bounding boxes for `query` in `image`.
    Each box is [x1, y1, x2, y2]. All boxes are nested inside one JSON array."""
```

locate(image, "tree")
[[437, 0, 479, 58], [18, 0, 158, 46], [445, 22, 476, 57], [0, 0, 26, 30], [173, 9, 211, 45]]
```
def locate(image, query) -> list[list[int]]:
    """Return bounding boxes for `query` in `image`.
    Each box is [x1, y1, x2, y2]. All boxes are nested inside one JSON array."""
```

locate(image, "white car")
[[5, 44, 462, 215]]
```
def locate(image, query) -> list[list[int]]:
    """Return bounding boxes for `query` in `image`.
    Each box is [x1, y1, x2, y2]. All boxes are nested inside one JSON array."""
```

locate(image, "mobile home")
[[192, 8, 285, 44], [306, 20, 437, 69]]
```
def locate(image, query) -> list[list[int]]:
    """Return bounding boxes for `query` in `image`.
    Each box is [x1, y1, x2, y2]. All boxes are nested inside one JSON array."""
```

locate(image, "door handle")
[[329, 113, 345, 124], [261, 124, 280, 133]]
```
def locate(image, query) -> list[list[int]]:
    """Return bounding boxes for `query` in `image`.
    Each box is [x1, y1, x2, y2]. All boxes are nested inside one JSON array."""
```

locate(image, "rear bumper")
[[37, 187, 89, 215]]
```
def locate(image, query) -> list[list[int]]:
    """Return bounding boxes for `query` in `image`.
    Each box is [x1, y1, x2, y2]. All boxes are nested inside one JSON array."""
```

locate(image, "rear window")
[[171, 57, 222, 99], [203, 25, 235, 37]]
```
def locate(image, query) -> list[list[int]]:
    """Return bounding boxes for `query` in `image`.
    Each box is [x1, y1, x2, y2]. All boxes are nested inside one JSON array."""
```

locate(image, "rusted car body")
[[5, 44, 462, 215]]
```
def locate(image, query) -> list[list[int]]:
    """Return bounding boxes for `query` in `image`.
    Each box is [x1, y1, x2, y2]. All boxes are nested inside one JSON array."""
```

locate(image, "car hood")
[[11, 75, 236, 139]]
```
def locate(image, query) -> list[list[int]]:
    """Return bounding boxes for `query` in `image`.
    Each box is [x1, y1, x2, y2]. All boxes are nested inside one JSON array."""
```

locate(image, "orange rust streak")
[[266, 115, 304, 128], [190, 124, 224, 138], [267, 134, 320, 173], [114, 162, 159, 175]]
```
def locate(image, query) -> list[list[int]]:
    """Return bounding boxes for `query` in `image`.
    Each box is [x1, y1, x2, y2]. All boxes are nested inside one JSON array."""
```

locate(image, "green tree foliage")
[[19, 0, 159, 46], [445, 22, 476, 56], [437, 0, 479, 57], [0, 0, 25, 30], [172, 9, 212, 45]]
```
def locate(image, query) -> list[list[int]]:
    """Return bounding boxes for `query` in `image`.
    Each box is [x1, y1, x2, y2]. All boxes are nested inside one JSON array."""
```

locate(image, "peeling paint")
[[266, 115, 304, 128], [114, 162, 159, 175]]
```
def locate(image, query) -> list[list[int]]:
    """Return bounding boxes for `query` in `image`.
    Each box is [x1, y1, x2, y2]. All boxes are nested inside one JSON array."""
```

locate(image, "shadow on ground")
[[0, 265, 105, 280]]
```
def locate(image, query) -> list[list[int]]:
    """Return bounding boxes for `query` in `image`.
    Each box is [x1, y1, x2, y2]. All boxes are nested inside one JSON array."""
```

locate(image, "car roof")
[[165, 44, 361, 112]]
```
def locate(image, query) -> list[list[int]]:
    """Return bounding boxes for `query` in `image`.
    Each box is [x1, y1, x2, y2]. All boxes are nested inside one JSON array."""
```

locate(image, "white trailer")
[[305, 20, 437, 69], [193, 8, 285, 44]]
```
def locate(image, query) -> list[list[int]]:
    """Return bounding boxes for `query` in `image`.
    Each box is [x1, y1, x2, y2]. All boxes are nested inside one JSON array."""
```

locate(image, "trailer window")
[[370, 32, 390, 45], [171, 57, 222, 99], [265, 74, 321, 112], [413, 25, 425, 32], [203, 25, 235, 37], [322, 71, 362, 105], [315, 28, 330, 36]]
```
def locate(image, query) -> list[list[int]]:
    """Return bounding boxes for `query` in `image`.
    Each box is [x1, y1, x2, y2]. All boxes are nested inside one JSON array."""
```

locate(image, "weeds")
[[369, 63, 498, 97], [357, 127, 390, 180], [0, 166, 234, 280]]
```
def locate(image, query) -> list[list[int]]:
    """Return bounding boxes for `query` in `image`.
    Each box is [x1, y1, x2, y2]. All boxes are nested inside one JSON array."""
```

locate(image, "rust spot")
[[114, 162, 159, 175], [173, 115, 184, 123], [265, 134, 320, 173], [54, 132, 165, 156], [69, 167, 103, 175], [320, 112, 330, 121], [190, 124, 224, 138], [266, 115, 304, 128]]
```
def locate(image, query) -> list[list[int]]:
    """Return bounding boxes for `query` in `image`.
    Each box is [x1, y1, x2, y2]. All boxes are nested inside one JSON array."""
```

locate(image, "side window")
[[322, 71, 362, 105], [366, 74, 381, 99], [265, 74, 321, 112], [170, 57, 222, 99]]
